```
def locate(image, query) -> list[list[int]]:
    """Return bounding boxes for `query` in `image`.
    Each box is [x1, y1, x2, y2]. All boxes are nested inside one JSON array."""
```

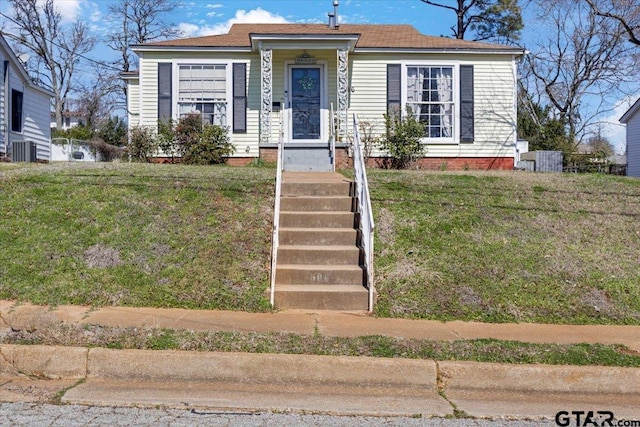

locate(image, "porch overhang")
[[250, 34, 360, 51]]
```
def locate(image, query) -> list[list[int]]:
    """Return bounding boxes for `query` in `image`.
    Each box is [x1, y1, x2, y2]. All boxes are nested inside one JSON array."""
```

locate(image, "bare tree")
[[420, 0, 523, 43], [75, 63, 123, 131], [524, 0, 637, 146], [4, 0, 96, 129], [106, 0, 181, 101], [584, 0, 640, 46]]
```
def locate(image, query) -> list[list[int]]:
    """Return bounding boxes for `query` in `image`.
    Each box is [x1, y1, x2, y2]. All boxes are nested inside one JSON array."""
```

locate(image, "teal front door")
[[290, 66, 322, 141]]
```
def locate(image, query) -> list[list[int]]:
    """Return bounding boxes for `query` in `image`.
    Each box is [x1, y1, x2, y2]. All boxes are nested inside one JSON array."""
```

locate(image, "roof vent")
[[328, 0, 339, 30]]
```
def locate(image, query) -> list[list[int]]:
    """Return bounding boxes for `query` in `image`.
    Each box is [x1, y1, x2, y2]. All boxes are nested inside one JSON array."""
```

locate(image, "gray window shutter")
[[387, 64, 401, 115], [460, 65, 474, 143], [233, 63, 247, 133], [157, 63, 172, 122]]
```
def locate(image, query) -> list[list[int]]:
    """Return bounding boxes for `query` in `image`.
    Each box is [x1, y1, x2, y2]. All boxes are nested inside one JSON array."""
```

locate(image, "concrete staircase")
[[273, 172, 369, 310]]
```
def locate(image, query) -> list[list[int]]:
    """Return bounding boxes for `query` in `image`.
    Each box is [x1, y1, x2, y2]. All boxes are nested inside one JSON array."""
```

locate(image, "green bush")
[[175, 114, 235, 165], [127, 126, 157, 162], [157, 118, 179, 162], [378, 108, 425, 169]]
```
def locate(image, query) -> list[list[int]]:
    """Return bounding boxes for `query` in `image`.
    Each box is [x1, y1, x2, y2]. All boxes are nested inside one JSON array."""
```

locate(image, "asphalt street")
[[0, 403, 555, 427]]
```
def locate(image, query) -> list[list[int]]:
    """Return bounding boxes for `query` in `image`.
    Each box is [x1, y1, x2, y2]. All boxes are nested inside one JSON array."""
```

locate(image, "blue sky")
[[1, 0, 635, 153]]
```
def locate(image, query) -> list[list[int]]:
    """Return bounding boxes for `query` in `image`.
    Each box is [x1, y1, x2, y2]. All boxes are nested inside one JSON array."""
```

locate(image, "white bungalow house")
[[125, 21, 524, 170], [0, 34, 53, 162], [620, 98, 640, 177]]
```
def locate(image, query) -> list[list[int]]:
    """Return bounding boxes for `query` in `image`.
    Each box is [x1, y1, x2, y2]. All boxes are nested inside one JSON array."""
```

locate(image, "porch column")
[[260, 48, 273, 144], [337, 48, 349, 142]]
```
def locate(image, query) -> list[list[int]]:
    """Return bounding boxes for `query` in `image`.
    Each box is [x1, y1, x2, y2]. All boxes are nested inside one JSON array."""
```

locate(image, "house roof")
[[135, 23, 523, 53], [0, 34, 54, 97], [620, 97, 640, 124]]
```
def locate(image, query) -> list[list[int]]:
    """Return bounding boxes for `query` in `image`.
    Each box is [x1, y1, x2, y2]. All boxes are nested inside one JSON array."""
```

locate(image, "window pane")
[[405, 66, 454, 139], [178, 64, 227, 126]]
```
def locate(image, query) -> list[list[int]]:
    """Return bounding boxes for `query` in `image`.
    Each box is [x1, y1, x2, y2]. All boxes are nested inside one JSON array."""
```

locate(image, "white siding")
[[1, 42, 51, 161], [22, 87, 51, 160], [134, 49, 517, 160], [626, 111, 640, 177], [127, 78, 140, 127], [138, 51, 259, 157], [349, 52, 517, 158], [0, 50, 6, 154], [6, 61, 50, 160]]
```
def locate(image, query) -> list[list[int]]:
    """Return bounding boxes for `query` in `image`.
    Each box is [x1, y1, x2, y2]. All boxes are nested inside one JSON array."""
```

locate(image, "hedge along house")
[[125, 18, 525, 170], [1, 34, 53, 162]]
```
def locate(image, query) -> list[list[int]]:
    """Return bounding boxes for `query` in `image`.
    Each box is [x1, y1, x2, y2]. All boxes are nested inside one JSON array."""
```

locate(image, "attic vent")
[[328, 0, 339, 29]]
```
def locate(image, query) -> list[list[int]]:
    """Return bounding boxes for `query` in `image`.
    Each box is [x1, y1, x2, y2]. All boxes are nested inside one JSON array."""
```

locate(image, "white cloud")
[[52, 0, 82, 22], [596, 95, 640, 155], [177, 22, 200, 37], [206, 3, 223, 9], [178, 7, 289, 37]]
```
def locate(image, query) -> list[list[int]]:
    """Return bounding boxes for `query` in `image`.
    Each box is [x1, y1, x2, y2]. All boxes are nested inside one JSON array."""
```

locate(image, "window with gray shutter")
[[233, 63, 247, 133], [158, 62, 172, 121], [460, 65, 474, 143], [387, 64, 401, 116]]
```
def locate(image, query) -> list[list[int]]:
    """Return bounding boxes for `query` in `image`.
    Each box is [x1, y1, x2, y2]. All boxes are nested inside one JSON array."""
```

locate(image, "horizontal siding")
[[138, 52, 260, 157], [0, 49, 5, 154], [127, 79, 140, 127], [626, 113, 640, 177], [135, 50, 517, 159], [4, 57, 50, 160], [349, 52, 516, 158], [21, 87, 51, 160]]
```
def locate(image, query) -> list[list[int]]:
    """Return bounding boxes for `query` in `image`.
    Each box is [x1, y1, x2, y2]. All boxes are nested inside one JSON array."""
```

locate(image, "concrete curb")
[[1, 345, 87, 379], [2, 344, 640, 417], [439, 361, 640, 394]]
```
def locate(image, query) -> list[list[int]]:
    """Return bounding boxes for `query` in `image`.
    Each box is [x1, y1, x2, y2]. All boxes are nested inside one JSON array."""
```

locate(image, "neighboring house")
[[50, 110, 84, 131], [620, 98, 640, 177], [125, 21, 524, 169], [0, 34, 53, 161]]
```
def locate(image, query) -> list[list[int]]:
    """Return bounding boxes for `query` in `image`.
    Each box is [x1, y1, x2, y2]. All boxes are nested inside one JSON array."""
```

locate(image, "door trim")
[[284, 61, 328, 143]]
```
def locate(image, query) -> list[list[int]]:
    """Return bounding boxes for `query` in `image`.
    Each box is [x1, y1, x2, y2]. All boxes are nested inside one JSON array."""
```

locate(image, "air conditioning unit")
[[12, 141, 37, 162]]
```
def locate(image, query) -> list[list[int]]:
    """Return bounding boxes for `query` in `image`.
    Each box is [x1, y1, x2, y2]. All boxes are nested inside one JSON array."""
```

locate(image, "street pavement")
[[0, 402, 558, 426], [1, 301, 639, 421]]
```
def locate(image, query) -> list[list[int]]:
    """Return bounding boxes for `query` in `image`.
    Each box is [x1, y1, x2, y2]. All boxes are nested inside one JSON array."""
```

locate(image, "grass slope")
[[2, 164, 639, 325], [371, 170, 640, 324], [0, 162, 274, 311]]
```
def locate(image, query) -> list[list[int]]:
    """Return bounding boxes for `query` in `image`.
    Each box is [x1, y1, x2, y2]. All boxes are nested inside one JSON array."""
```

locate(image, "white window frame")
[[401, 62, 460, 144], [172, 60, 233, 127]]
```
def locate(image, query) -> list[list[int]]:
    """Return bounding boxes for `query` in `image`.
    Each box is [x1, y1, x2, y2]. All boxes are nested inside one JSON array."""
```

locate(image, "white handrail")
[[330, 103, 336, 171], [352, 114, 375, 311], [270, 111, 285, 306]]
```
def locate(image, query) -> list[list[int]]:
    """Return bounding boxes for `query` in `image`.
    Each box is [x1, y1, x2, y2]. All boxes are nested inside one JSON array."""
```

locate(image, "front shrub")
[[175, 114, 235, 165], [127, 126, 158, 162], [378, 108, 425, 169]]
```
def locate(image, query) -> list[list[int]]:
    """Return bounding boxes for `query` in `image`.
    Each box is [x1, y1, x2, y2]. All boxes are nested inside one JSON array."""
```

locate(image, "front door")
[[289, 65, 323, 141]]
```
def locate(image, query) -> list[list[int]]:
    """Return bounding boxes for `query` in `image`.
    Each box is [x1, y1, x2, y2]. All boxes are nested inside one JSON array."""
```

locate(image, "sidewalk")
[[2, 300, 640, 419], [2, 301, 639, 349]]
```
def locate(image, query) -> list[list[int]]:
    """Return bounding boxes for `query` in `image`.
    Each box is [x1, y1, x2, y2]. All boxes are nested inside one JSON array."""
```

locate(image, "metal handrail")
[[270, 111, 285, 306], [329, 103, 336, 171], [352, 114, 375, 311]]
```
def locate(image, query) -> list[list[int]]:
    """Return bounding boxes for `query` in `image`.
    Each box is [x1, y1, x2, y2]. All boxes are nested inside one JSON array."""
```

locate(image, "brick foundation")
[[154, 149, 514, 171], [370, 156, 514, 171]]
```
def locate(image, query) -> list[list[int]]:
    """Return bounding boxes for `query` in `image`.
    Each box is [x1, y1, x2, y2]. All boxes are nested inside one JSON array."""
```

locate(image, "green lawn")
[[0, 162, 274, 311], [370, 170, 640, 324], [1, 163, 639, 325]]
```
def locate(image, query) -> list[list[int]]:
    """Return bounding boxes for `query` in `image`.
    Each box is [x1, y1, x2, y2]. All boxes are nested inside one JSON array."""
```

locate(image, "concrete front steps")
[[274, 172, 369, 310]]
